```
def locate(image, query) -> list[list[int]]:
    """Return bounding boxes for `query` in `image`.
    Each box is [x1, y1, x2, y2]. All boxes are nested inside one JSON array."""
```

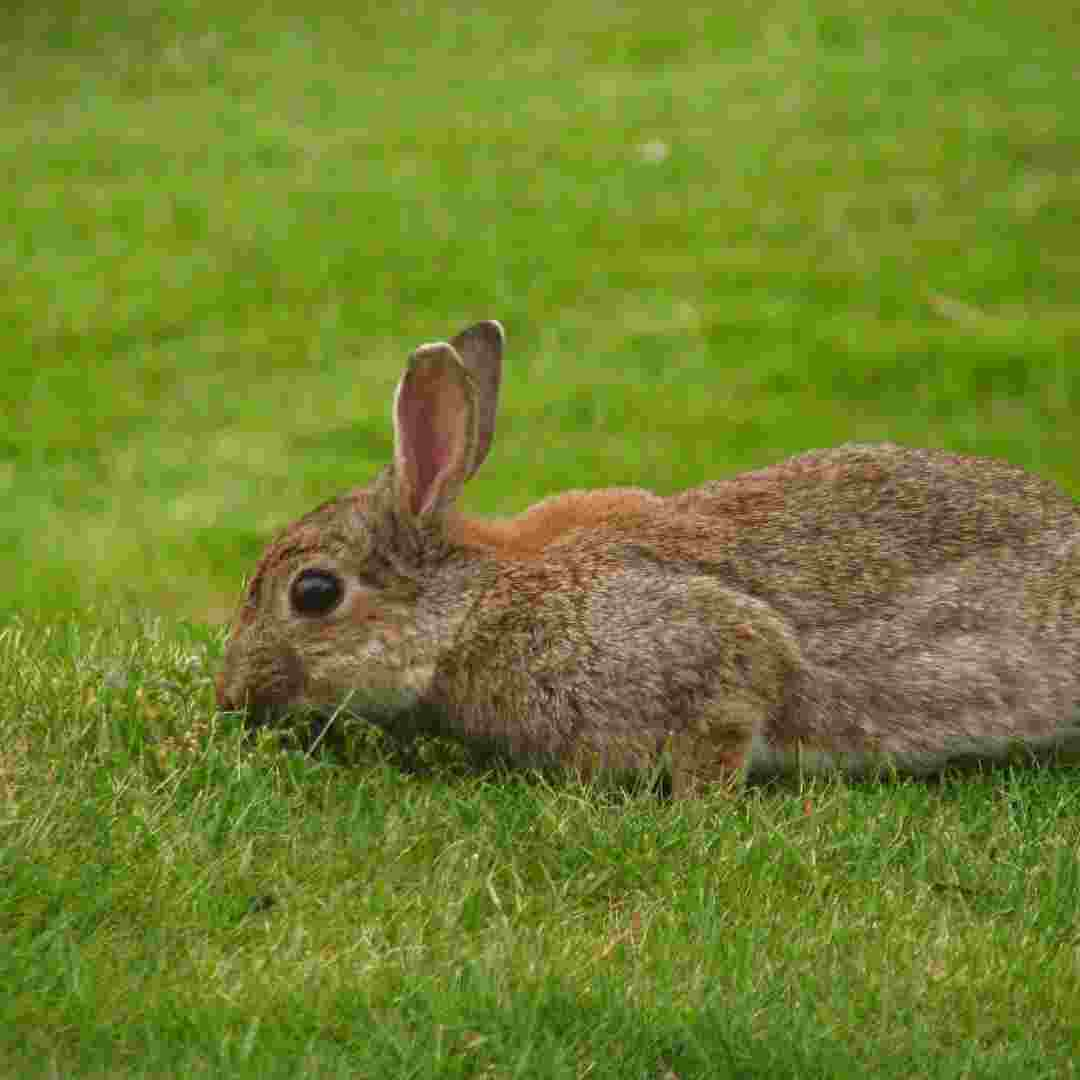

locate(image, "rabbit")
[[216, 320, 1080, 795]]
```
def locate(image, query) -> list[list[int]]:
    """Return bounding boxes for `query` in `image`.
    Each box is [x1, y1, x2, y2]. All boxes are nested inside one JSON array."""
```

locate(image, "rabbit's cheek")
[[293, 611, 434, 720], [343, 588, 387, 625], [317, 643, 433, 719], [355, 631, 435, 707]]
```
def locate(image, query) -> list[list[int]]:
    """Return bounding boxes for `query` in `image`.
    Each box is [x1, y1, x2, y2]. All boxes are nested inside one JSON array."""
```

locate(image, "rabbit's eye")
[[290, 569, 345, 617]]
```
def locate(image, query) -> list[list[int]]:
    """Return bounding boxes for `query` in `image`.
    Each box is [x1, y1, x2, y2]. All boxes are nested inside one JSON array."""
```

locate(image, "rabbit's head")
[[216, 321, 504, 727]]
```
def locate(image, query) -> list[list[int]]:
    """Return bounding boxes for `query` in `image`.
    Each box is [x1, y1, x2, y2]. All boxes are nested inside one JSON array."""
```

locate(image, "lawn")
[[2, 0, 1079, 1075]]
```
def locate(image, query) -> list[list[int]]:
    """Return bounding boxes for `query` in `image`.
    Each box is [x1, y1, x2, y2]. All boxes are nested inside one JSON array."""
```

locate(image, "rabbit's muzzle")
[[215, 631, 306, 727]]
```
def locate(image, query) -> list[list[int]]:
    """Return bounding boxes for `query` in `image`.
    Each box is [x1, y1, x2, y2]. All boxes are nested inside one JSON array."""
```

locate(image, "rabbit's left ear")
[[450, 320, 504, 477], [392, 342, 479, 518]]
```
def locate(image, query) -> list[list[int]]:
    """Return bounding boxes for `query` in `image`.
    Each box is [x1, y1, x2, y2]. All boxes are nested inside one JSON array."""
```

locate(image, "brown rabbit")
[[217, 320, 1080, 794]]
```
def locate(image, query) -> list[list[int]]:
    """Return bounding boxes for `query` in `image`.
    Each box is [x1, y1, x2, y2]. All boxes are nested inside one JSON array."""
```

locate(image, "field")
[[3, 1, 1080, 1075]]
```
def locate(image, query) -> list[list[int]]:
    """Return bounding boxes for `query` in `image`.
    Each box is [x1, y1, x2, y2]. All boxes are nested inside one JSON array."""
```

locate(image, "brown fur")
[[217, 322, 1080, 793], [448, 488, 667, 559]]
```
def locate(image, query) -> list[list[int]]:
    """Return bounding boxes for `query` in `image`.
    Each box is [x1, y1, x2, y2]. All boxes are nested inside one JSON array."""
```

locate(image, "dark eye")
[[290, 569, 345, 617]]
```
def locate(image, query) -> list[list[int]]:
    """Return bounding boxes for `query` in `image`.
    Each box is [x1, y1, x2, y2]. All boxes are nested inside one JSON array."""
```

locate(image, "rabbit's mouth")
[[216, 691, 298, 734], [229, 694, 431, 760], [216, 626, 308, 720], [220, 685, 413, 739]]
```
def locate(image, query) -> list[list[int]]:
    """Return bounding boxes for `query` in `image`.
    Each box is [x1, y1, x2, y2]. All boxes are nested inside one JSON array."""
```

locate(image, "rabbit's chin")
[[272, 662, 435, 733]]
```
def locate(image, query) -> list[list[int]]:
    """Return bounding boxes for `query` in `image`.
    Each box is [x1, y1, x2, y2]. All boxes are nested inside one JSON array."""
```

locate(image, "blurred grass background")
[[2, 0, 1076, 624]]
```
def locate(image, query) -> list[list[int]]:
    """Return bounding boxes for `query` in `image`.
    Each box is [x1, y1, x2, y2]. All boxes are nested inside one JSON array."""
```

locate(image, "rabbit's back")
[[673, 442, 1080, 630]]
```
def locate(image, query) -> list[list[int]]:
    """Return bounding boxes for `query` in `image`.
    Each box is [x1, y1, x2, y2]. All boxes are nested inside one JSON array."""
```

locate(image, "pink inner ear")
[[396, 358, 470, 517]]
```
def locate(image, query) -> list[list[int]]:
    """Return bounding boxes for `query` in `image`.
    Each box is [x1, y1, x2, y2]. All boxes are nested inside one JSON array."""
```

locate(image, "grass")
[[5, 622, 1080, 1077], [2, 0, 1079, 1075]]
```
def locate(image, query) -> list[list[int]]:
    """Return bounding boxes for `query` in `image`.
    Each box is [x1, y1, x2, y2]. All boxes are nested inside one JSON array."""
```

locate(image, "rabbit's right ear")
[[392, 342, 479, 519], [450, 320, 504, 478]]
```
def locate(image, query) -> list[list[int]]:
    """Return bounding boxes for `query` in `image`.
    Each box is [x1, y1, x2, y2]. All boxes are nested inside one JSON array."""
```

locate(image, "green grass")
[[2, 0, 1079, 1075], [5, 622, 1080, 1077], [3, 0, 1078, 622]]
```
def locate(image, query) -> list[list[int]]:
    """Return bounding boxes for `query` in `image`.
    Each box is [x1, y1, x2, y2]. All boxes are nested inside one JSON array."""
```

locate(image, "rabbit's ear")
[[393, 342, 479, 518], [450, 320, 503, 477]]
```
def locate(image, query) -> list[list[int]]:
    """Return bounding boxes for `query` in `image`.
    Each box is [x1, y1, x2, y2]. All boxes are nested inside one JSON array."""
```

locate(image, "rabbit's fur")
[[217, 321, 1080, 793]]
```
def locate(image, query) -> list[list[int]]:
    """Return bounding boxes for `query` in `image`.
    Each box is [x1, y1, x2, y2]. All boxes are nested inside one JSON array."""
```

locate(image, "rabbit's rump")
[[759, 536, 1080, 775]]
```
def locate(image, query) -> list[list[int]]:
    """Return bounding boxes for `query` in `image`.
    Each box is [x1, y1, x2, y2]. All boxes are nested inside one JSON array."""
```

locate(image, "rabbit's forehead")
[[252, 490, 378, 586], [258, 525, 342, 577]]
